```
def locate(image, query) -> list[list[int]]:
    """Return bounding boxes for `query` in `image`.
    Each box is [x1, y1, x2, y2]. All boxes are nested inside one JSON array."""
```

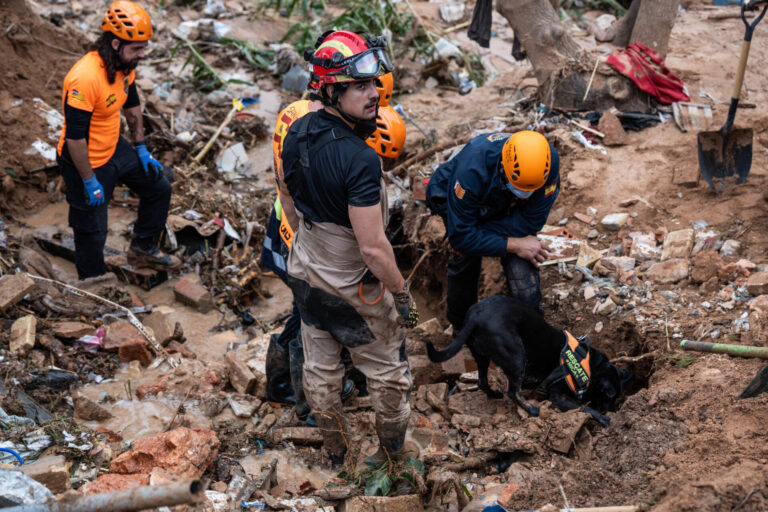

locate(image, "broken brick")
[[173, 279, 214, 313], [118, 338, 153, 366], [167, 340, 197, 359], [0, 273, 35, 312]]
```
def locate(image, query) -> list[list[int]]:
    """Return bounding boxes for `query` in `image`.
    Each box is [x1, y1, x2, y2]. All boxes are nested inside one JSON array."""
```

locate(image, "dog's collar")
[[538, 331, 592, 400]]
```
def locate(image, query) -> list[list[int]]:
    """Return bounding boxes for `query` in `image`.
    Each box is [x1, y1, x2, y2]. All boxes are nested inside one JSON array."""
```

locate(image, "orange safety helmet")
[[375, 72, 393, 106], [366, 105, 406, 159], [102, 1, 153, 42], [501, 130, 551, 195]]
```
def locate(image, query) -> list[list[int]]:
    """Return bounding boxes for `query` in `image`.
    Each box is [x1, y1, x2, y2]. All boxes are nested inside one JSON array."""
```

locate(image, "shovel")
[[697, 0, 768, 191]]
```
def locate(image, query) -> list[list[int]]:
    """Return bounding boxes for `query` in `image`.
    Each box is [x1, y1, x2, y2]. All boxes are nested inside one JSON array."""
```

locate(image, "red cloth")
[[606, 42, 690, 104]]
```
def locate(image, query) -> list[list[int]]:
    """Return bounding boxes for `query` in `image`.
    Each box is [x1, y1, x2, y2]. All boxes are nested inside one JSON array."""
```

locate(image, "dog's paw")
[[482, 388, 504, 399]]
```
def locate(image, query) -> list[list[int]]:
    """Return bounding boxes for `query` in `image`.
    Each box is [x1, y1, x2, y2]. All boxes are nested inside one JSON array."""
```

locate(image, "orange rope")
[[359, 281, 385, 305]]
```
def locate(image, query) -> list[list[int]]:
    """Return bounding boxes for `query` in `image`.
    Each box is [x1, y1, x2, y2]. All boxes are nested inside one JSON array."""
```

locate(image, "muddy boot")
[[315, 408, 348, 467], [366, 416, 410, 467], [127, 236, 181, 271], [289, 336, 309, 420], [265, 333, 295, 404]]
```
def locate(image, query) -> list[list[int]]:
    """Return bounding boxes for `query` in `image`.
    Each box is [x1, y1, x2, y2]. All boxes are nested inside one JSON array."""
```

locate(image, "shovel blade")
[[697, 128, 753, 190]]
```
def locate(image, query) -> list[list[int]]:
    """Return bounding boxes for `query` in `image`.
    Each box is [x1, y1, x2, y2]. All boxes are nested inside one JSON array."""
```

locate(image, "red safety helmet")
[[305, 30, 393, 89], [367, 105, 406, 159], [102, 1, 153, 42]]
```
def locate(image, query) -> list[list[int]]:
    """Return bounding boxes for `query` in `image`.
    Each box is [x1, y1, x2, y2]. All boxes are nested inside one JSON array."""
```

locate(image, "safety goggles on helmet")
[[327, 47, 393, 80], [505, 181, 535, 199]]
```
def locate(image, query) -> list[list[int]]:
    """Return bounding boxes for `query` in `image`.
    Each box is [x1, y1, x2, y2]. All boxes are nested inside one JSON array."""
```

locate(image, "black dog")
[[426, 295, 632, 426]]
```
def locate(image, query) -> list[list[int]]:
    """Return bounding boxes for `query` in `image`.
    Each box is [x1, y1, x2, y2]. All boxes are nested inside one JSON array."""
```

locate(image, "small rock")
[[53, 321, 95, 339], [415, 318, 443, 337], [576, 242, 603, 267], [109, 427, 219, 480], [720, 239, 741, 257], [20, 455, 71, 494], [747, 272, 768, 296], [210, 481, 228, 493], [618, 198, 639, 207], [584, 286, 597, 300], [143, 311, 175, 346], [661, 229, 694, 261], [118, 339, 153, 366], [167, 340, 197, 359], [630, 234, 661, 261], [691, 250, 723, 284], [228, 394, 261, 418], [597, 298, 617, 316], [598, 109, 629, 146], [601, 213, 629, 231], [590, 13, 617, 41], [104, 320, 142, 351], [75, 396, 113, 421], [594, 321, 604, 333], [344, 494, 424, 512], [225, 350, 264, 396], [586, 206, 598, 216], [601, 256, 636, 272], [645, 259, 690, 284], [451, 414, 481, 428], [587, 229, 599, 239], [10, 315, 36, 355]]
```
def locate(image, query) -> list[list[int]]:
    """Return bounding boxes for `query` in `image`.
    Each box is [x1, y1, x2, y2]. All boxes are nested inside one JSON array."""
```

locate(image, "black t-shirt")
[[282, 110, 382, 229]]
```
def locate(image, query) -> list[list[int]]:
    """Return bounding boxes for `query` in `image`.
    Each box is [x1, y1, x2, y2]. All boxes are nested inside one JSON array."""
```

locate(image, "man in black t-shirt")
[[279, 31, 418, 466]]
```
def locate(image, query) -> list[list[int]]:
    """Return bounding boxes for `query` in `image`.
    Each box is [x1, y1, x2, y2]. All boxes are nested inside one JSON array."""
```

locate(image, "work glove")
[[82, 176, 105, 206], [392, 280, 419, 328], [136, 142, 163, 180]]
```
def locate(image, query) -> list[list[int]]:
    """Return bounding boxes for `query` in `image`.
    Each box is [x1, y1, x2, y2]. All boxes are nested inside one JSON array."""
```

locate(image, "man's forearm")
[[278, 177, 299, 230], [66, 138, 94, 181], [124, 105, 145, 144], [360, 241, 405, 292]]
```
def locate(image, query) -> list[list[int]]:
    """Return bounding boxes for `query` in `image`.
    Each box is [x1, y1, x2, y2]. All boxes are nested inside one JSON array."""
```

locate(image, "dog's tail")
[[426, 321, 474, 363]]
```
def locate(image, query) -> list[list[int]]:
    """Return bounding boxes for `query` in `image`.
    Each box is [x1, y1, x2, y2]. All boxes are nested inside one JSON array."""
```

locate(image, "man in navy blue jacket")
[[426, 130, 560, 330]]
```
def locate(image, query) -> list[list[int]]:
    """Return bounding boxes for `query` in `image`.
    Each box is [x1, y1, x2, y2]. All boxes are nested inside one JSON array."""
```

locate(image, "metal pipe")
[[680, 340, 768, 360], [4, 480, 203, 512]]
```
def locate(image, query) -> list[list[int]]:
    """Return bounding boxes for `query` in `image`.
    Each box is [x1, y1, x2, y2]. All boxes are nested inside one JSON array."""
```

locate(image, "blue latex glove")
[[83, 176, 105, 206], [136, 142, 163, 179]]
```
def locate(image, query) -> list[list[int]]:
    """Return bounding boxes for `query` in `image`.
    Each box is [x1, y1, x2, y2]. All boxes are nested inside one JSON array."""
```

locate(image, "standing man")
[[279, 31, 418, 466], [56, 1, 179, 280], [426, 131, 560, 330]]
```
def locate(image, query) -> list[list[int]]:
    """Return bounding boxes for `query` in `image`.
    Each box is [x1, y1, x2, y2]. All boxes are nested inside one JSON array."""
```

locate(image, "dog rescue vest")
[[539, 331, 592, 400]]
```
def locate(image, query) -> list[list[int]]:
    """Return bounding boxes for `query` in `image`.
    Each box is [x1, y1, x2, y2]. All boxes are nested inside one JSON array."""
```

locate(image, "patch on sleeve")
[[71, 89, 85, 102], [454, 181, 466, 199], [486, 133, 508, 142], [544, 183, 557, 197]]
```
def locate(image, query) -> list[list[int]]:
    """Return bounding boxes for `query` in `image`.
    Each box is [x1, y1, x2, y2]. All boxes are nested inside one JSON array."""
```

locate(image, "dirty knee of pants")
[[502, 255, 542, 313]]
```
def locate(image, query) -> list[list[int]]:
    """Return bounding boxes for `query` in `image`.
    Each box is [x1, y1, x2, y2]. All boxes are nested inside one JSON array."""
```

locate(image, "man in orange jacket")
[[56, 1, 179, 279]]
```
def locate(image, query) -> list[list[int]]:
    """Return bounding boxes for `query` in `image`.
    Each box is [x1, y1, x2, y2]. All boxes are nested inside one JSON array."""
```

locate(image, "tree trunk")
[[496, 0, 680, 111], [497, 0, 647, 111], [614, 0, 680, 56]]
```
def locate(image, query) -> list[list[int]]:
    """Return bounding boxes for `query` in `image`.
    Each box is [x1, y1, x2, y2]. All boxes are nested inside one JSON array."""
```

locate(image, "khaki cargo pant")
[[286, 205, 411, 431]]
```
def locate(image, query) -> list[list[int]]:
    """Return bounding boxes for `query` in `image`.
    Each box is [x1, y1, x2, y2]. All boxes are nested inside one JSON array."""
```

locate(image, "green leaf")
[[396, 472, 415, 485], [365, 470, 392, 496], [403, 456, 425, 474], [675, 355, 694, 368]]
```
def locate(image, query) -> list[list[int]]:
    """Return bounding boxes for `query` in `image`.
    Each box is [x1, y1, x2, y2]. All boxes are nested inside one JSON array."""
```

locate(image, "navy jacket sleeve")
[[445, 164, 509, 257], [481, 146, 560, 238]]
